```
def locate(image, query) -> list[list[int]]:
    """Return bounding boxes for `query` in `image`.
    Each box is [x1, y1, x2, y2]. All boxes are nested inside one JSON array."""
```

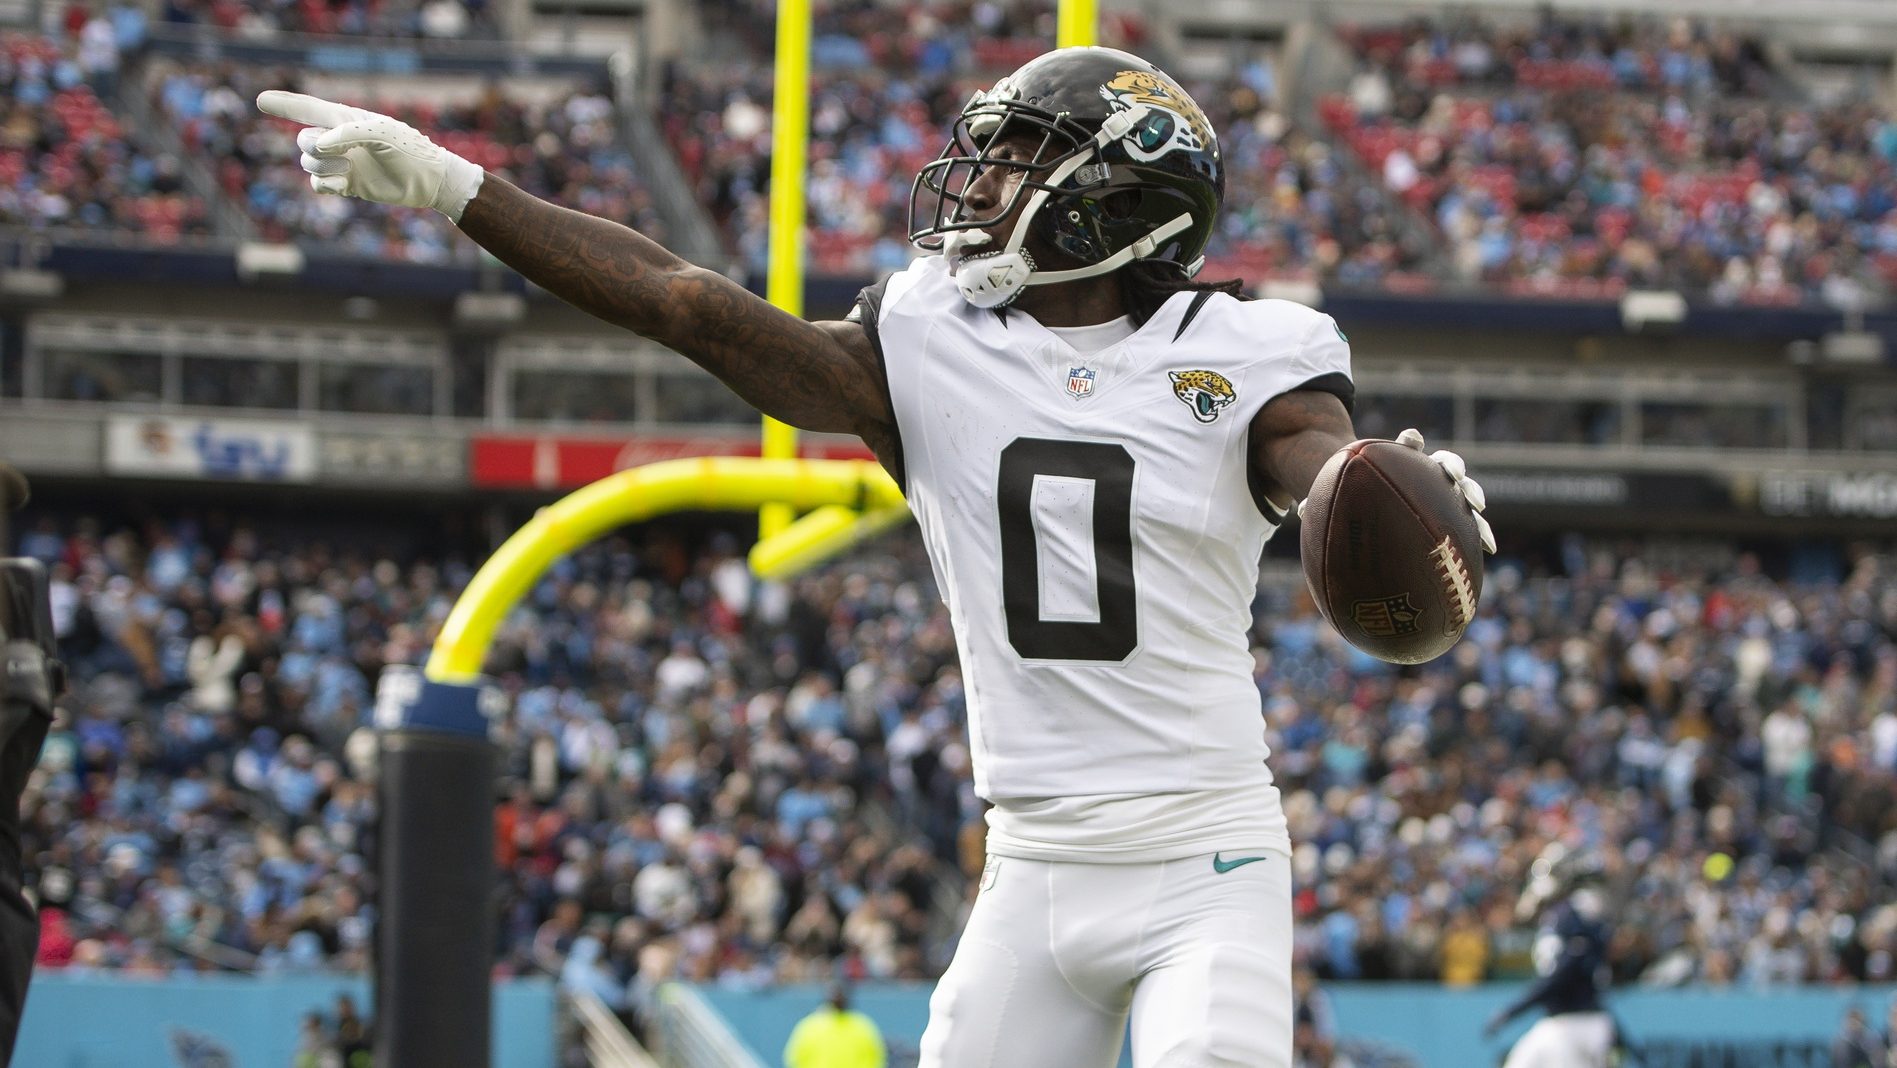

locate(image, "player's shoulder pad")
[[1197, 296, 1351, 382], [1231, 298, 1347, 350], [1220, 298, 1353, 415], [849, 256, 948, 326]]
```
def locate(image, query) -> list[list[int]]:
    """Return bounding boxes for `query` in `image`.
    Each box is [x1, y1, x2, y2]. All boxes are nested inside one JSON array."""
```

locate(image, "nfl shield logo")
[[1352, 594, 1422, 638], [1066, 366, 1096, 400]]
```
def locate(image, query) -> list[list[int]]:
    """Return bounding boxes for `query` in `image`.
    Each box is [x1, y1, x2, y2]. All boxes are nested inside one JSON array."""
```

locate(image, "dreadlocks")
[[1119, 258, 1249, 327]]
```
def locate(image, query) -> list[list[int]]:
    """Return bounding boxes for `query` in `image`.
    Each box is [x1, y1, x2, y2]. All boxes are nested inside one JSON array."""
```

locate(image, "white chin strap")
[[944, 104, 1197, 310]]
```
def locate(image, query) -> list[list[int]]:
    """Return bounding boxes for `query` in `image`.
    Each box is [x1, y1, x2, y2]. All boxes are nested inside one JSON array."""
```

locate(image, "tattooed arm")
[[458, 176, 895, 455], [251, 92, 888, 448], [1249, 390, 1356, 508]]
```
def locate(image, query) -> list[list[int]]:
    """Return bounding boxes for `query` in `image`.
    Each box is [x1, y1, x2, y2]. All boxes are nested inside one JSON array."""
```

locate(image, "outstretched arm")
[[458, 178, 892, 446], [1251, 392, 1495, 553], [255, 91, 894, 453], [1248, 389, 1356, 508]]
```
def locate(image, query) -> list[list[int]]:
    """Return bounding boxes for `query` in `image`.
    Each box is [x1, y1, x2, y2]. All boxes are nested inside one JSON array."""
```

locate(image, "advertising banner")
[[470, 433, 877, 490], [319, 430, 466, 486], [104, 415, 317, 482], [1749, 469, 1897, 520]]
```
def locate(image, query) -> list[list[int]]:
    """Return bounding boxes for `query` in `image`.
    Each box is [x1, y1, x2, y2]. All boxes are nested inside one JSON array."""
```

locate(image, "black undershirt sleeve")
[[848, 276, 905, 492]]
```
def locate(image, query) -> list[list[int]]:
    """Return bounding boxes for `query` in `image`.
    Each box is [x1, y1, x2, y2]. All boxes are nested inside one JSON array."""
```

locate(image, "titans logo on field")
[[1100, 71, 1213, 163], [1169, 369, 1236, 423]]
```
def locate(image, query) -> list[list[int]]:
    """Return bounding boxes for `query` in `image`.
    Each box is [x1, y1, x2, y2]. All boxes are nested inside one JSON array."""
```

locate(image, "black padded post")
[[375, 670, 496, 1068]]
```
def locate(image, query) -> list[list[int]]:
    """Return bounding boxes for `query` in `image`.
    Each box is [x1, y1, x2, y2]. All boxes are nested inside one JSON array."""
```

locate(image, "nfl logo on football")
[[1066, 366, 1096, 400]]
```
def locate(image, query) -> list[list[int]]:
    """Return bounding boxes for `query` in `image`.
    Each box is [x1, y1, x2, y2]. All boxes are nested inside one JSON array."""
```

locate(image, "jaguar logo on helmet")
[[1100, 71, 1214, 163]]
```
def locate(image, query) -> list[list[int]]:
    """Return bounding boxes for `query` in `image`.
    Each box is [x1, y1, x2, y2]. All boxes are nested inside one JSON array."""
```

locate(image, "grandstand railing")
[[140, 21, 612, 76], [1278, 18, 1450, 277], [0, 225, 236, 258], [611, 51, 732, 270], [1170, 0, 1897, 30], [116, 53, 256, 243], [570, 989, 664, 1068], [656, 984, 768, 1068], [5, 392, 1894, 483], [61, 894, 265, 972]]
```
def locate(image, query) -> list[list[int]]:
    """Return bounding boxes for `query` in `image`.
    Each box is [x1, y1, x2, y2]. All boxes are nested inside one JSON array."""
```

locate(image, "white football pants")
[[1503, 1013, 1616, 1068], [919, 850, 1294, 1068]]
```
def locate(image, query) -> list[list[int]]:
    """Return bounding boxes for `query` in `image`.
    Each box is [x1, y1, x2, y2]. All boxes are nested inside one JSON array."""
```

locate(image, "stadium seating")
[[16, 511, 1897, 1018], [8, 7, 1897, 310], [0, 31, 211, 240], [151, 60, 664, 261], [1321, 14, 1897, 306], [157, 0, 499, 40], [659, 5, 1425, 285], [15, 516, 952, 1020]]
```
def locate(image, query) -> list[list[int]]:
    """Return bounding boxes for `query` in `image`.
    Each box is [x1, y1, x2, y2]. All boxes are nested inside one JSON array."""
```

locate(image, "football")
[[1299, 439, 1485, 664]]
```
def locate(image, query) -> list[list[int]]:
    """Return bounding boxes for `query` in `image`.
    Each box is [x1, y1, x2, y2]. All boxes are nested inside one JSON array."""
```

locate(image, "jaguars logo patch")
[[1169, 369, 1236, 423], [1100, 71, 1214, 163], [1353, 594, 1422, 638]]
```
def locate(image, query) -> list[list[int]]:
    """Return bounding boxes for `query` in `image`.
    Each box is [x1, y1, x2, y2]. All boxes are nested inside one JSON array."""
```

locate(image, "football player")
[[1485, 844, 1630, 1068], [258, 46, 1491, 1067]]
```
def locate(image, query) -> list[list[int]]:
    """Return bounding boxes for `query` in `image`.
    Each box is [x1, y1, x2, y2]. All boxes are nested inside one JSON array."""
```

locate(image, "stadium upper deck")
[[3, 2, 1896, 310]]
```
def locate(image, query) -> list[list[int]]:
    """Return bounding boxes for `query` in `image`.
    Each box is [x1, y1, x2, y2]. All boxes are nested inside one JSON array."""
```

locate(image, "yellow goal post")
[[745, 0, 1098, 575], [427, 457, 901, 683], [424, 0, 1098, 682]]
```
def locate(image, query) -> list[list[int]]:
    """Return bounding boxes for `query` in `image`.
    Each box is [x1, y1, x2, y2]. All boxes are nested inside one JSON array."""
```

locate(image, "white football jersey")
[[857, 255, 1352, 819]]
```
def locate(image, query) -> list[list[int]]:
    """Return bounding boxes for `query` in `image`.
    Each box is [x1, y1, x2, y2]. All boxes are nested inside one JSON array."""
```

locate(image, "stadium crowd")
[[154, 61, 663, 261], [157, 0, 500, 41], [1261, 544, 1897, 990], [0, 25, 212, 241], [1326, 13, 1897, 306], [10, 4, 1897, 311], [10, 513, 954, 1036], [659, 3, 1428, 284], [10, 500, 1897, 1028]]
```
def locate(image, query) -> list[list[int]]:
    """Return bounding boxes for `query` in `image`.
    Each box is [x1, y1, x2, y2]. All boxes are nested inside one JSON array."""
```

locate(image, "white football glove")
[[255, 90, 485, 223], [1397, 427, 1495, 554]]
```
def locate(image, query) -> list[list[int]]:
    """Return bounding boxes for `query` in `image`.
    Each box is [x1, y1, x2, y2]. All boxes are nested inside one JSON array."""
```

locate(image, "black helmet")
[[909, 46, 1223, 308], [1516, 841, 1608, 922]]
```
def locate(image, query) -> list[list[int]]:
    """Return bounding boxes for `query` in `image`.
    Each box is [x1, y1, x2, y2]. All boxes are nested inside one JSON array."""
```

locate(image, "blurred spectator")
[[783, 982, 886, 1068], [1831, 1006, 1881, 1068], [1439, 907, 1489, 986], [332, 994, 370, 1068], [293, 1010, 336, 1068], [288, 996, 371, 1068]]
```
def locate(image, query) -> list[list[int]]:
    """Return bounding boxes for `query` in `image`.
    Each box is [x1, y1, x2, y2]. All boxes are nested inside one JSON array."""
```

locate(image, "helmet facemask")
[[910, 91, 1199, 309], [910, 100, 1091, 253]]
